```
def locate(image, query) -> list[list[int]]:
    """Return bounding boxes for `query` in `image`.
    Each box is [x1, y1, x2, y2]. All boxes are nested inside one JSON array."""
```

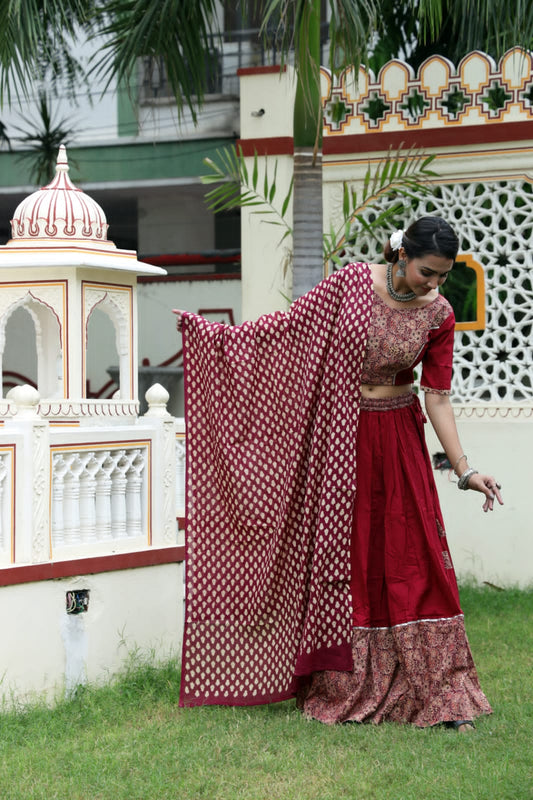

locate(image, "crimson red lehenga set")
[[178, 263, 491, 726]]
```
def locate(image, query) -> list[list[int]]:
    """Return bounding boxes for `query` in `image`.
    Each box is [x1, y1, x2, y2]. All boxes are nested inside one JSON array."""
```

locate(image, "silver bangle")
[[453, 453, 467, 472], [458, 467, 478, 490]]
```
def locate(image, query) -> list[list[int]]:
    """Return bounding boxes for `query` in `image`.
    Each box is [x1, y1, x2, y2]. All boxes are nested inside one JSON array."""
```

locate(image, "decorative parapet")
[[321, 48, 533, 139], [453, 404, 533, 420]]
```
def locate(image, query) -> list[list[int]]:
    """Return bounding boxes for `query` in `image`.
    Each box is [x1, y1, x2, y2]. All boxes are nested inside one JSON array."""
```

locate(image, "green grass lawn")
[[1, 585, 532, 800]]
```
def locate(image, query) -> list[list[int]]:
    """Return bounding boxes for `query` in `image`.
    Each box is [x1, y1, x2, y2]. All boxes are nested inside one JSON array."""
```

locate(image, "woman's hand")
[[172, 309, 185, 332], [423, 394, 504, 513], [465, 472, 504, 512]]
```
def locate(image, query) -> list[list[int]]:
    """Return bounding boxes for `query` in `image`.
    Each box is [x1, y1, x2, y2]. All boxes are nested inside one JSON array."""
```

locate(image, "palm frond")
[[13, 92, 79, 184], [202, 142, 439, 270], [91, 0, 220, 122], [201, 145, 293, 233], [0, 0, 95, 105], [324, 145, 437, 264]]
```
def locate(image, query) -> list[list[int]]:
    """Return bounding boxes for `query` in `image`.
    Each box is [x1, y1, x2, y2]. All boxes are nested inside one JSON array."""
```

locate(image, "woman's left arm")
[[424, 392, 504, 512]]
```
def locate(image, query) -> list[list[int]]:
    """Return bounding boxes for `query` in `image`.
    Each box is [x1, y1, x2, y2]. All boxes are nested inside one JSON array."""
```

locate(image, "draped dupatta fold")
[[179, 263, 373, 707]]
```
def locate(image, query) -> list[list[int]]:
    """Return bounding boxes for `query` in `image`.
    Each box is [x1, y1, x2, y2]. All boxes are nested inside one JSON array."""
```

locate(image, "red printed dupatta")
[[179, 263, 373, 707]]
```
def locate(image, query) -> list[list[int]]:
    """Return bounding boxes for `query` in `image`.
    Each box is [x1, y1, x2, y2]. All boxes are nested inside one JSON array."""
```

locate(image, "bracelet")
[[453, 453, 467, 473], [458, 467, 478, 490]]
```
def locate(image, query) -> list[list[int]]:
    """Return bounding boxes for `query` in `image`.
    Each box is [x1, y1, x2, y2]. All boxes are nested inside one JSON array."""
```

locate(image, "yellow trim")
[[324, 146, 533, 170], [49, 439, 151, 452], [453, 254, 486, 331]]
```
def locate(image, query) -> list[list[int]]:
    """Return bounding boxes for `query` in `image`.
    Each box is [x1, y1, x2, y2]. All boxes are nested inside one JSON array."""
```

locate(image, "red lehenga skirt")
[[297, 393, 492, 726]]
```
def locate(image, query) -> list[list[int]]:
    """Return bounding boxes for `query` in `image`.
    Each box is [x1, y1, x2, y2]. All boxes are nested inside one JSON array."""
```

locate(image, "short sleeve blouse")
[[360, 291, 455, 394]]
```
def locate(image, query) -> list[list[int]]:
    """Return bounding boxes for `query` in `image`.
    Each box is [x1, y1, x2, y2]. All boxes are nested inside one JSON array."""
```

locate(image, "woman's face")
[[401, 250, 454, 296]]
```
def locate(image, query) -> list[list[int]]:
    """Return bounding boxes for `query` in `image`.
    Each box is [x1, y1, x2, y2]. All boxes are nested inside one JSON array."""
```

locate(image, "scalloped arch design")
[[321, 47, 533, 132], [0, 291, 63, 399], [83, 284, 134, 400]]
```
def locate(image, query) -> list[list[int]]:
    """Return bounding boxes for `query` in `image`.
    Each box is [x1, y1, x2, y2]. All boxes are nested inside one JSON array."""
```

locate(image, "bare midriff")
[[361, 383, 413, 399]]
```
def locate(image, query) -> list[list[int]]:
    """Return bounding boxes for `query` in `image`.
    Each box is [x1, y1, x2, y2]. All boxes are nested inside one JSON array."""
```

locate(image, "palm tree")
[[13, 92, 78, 184], [0, 0, 221, 121], [258, 0, 381, 295]]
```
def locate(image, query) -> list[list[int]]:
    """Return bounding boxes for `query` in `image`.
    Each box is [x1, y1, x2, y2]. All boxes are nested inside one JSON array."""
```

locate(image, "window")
[[440, 254, 485, 331]]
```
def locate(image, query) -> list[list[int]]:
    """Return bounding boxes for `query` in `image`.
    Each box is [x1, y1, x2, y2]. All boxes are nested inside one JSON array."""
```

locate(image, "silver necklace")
[[386, 262, 416, 303]]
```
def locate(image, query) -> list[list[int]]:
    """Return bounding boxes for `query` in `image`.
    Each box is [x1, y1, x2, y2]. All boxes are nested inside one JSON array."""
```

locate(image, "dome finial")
[[56, 144, 69, 172]]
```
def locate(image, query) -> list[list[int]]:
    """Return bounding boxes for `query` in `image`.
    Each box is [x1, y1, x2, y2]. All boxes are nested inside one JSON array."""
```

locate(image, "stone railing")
[[0, 383, 186, 567], [51, 446, 148, 551]]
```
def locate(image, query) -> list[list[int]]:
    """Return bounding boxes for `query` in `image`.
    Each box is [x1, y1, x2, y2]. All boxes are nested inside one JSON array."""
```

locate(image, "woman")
[[296, 216, 502, 731], [175, 216, 502, 731]]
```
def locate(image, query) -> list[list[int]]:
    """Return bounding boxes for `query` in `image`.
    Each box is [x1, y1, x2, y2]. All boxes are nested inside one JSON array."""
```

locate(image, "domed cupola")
[[9, 144, 111, 247], [0, 144, 166, 422]]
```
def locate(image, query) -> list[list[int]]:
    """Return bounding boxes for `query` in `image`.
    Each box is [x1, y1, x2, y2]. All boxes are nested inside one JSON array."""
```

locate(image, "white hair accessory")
[[390, 229, 404, 251]]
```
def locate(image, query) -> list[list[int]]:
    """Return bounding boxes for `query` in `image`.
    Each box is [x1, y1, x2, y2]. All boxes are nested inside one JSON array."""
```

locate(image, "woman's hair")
[[383, 216, 459, 264]]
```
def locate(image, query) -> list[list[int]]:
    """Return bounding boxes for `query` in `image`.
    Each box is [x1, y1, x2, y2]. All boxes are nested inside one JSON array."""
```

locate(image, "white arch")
[[85, 293, 131, 400], [0, 293, 62, 399]]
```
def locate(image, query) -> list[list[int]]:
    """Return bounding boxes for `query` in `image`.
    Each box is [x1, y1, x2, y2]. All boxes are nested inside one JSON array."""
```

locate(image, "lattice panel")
[[337, 180, 533, 403]]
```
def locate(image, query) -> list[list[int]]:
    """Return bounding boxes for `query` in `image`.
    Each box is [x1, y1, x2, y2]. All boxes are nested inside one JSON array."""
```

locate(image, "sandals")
[[444, 719, 475, 731]]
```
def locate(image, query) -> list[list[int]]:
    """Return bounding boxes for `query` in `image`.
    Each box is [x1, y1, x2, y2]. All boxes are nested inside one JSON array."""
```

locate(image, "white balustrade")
[[126, 449, 144, 537], [95, 451, 114, 541], [111, 450, 129, 539], [175, 436, 186, 514], [79, 454, 98, 542], [51, 445, 148, 551], [0, 387, 184, 563], [63, 454, 84, 546], [51, 455, 69, 547]]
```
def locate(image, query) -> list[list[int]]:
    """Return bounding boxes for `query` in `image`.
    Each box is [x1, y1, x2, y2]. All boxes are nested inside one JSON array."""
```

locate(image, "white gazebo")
[[0, 148, 186, 705], [0, 145, 165, 421]]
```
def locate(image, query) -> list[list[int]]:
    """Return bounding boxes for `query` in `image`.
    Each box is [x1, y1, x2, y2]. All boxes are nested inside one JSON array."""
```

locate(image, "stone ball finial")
[[144, 383, 171, 417], [6, 384, 41, 418]]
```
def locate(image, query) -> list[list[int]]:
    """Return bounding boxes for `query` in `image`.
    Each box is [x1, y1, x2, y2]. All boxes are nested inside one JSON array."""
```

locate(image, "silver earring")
[[396, 259, 407, 277]]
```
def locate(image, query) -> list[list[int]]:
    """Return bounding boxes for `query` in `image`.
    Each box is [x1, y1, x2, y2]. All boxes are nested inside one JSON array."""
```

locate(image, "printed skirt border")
[[297, 615, 492, 726]]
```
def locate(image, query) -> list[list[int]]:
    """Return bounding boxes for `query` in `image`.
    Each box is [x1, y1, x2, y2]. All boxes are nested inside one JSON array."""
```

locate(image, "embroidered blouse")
[[360, 290, 455, 394]]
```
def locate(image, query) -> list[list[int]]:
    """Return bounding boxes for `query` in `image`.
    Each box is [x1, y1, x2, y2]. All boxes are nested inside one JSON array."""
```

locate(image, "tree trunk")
[[291, 149, 324, 298], [291, 0, 323, 298]]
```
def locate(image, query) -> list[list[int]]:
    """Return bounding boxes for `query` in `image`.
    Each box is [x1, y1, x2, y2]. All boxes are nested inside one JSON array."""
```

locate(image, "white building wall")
[[425, 410, 532, 587], [0, 563, 184, 703], [138, 188, 216, 255], [139, 277, 241, 362], [239, 67, 298, 320]]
